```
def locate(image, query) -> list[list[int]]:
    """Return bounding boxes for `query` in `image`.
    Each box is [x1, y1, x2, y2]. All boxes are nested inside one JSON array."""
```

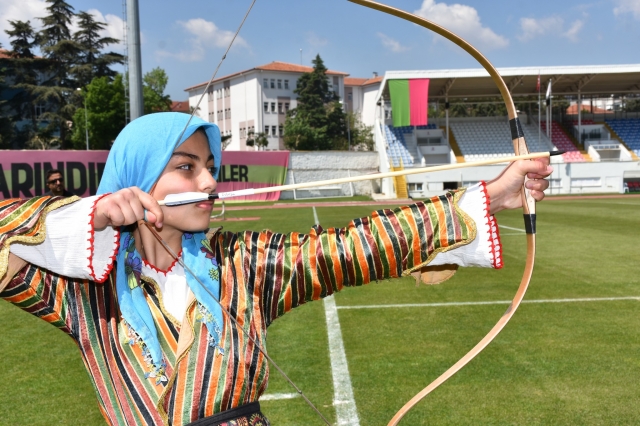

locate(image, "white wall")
[[280, 151, 380, 199], [402, 160, 640, 197], [362, 84, 381, 128]]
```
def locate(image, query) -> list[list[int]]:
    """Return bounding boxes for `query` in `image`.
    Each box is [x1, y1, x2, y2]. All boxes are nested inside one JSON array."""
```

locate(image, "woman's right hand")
[[94, 187, 163, 230]]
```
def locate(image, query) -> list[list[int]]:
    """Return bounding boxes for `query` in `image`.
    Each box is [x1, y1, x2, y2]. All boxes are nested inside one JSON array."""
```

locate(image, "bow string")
[[346, 1, 537, 424]]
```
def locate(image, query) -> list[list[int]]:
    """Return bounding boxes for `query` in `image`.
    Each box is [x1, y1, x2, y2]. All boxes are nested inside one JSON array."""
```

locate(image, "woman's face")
[[152, 130, 217, 232]]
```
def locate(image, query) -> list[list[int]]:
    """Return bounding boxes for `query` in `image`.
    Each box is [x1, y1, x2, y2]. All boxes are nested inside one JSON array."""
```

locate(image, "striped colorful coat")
[[0, 191, 476, 425]]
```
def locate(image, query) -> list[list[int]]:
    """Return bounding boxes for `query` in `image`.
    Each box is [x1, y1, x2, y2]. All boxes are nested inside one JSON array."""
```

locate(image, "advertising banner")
[[0, 150, 290, 201]]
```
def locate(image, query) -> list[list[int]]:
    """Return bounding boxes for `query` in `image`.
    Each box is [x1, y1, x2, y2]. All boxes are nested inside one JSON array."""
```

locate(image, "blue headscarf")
[[98, 112, 225, 376]]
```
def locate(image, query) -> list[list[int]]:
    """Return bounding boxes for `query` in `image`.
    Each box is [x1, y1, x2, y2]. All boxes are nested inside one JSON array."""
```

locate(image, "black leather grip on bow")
[[509, 117, 525, 140], [523, 214, 537, 234]]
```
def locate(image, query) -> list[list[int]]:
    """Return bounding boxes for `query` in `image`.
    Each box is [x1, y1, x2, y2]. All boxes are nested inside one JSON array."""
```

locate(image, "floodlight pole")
[[127, 0, 144, 120], [76, 88, 89, 149]]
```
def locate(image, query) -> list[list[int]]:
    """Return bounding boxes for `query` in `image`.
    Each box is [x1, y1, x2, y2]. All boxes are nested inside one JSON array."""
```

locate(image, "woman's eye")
[[178, 164, 193, 171], [207, 167, 216, 176]]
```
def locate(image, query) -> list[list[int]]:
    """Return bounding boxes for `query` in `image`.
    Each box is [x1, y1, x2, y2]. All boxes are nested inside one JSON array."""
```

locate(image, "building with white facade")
[[343, 74, 383, 128], [185, 61, 355, 151]]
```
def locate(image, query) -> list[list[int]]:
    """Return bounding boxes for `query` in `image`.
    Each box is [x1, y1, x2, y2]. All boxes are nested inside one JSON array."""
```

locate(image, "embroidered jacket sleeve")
[[0, 197, 92, 338], [213, 183, 502, 328], [8, 194, 119, 282]]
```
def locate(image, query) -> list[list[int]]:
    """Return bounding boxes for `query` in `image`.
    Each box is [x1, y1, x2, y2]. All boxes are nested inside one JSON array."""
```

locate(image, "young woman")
[[0, 112, 552, 425]]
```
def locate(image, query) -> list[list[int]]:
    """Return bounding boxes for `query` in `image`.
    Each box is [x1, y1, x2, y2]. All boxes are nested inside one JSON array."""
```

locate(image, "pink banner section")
[[0, 150, 110, 199], [0, 150, 290, 202], [409, 79, 430, 126], [217, 151, 289, 202]]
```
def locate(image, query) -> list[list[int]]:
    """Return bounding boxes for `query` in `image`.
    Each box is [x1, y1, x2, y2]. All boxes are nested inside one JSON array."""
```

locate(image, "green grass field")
[[1, 196, 639, 425]]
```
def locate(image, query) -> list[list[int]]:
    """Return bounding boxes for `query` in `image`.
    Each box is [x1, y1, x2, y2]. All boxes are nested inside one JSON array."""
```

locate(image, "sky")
[[0, 0, 639, 100]]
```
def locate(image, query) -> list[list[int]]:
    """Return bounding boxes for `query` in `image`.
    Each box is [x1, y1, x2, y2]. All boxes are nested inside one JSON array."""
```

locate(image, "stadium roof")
[[378, 64, 640, 101]]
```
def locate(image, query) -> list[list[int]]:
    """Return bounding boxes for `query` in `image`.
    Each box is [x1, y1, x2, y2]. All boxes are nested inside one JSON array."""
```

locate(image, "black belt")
[[185, 402, 262, 426]]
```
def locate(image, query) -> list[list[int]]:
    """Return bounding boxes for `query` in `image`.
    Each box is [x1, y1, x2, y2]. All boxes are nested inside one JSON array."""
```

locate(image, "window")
[[265, 125, 270, 135], [278, 103, 283, 114], [35, 104, 46, 120], [277, 79, 282, 89], [278, 125, 283, 137], [272, 125, 277, 136], [217, 110, 222, 121], [284, 80, 289, 90], [224, 108, 231, 119], [264, 102, 269, 113], [408, 183, 423, 191], [270, 79, 275, 89], [271, 102, 276, 113], [263, 78, 268, 89], [285, 103, 290, 113]]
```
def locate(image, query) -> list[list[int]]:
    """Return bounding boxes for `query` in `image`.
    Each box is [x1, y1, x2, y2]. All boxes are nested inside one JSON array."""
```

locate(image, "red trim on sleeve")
[[480, 181, 503, 269], [88, 194, 120, 283]]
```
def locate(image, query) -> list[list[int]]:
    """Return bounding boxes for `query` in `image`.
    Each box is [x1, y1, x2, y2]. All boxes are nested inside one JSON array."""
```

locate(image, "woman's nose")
[[199, 169, 217, 193]]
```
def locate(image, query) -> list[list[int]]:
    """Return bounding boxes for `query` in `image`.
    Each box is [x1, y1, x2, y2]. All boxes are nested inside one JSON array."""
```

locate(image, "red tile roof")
[[0, 49, 12, 59], [344, 76, 383, 87], [566, 104, 612, 114], [184, 61, 350, 91], [170, 100, 190, 113]]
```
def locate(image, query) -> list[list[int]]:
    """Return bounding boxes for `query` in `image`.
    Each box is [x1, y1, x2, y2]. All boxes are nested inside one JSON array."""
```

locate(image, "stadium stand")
[[605, 119, 640, 156], [540, 121, 586, 162], [384, 124, 438, 166], [450, 120, 552, 162]]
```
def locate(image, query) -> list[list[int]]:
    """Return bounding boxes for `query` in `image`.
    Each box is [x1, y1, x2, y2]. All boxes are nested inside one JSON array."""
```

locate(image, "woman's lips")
[[196, 201, 214, 209]]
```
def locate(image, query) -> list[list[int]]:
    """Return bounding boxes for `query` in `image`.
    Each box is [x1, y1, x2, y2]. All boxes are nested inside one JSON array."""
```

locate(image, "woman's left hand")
[[486, 158, 553, 215]]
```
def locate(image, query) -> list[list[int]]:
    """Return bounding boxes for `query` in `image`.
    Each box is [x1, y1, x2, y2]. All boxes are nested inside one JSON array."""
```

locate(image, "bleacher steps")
[[602, 122, 640, 161], [390, 160, 409, 199], [441, 126, 465, 163], [557, 124, 592, 161]]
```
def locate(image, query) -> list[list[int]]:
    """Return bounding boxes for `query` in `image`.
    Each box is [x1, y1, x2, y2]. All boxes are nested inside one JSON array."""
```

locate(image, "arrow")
[[158, 150, 563, 206]]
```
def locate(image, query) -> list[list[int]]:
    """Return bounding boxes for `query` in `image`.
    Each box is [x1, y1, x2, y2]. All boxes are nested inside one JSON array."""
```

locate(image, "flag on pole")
[[388, 79, 430, 127], [545, 79, 552, 101], [536, 73, 540, 92]]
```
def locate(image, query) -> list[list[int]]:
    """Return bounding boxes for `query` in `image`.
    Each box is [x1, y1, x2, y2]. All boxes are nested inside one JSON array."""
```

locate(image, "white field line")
[[312, 206, 320, 225], [337, 296, 640, 310], [324, 296, 360, 425], [313, 206, 361, 425], [498, 224, 526, 232], [573, 201, 640, 206], [260, 393, 300, 401]]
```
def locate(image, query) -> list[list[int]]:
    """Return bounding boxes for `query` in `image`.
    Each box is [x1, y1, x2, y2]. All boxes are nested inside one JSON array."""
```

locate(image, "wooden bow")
[[346, 1, 537, 424]]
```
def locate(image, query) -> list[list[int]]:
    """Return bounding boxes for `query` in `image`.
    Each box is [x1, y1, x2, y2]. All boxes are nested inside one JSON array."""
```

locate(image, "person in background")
[[44, 169, 73, 197]]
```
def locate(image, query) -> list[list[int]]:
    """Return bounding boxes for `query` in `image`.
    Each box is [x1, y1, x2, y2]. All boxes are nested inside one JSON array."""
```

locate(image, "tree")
[[33, 0, 81, 148], [246, 131, 268, 150], [284, 54, 349, 151], [624, 98, 640, 112], [143, 67, 171, 114], [4, 20, 40, 147], [73, 11, 124, 88], [71, 74, 125, 150], [0, 43, 15, 148], [221, 134, 233, 150], [346, 111, 374, 151]]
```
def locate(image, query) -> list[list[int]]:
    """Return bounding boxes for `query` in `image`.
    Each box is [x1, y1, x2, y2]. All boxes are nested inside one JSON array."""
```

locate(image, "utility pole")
[[127, 0, 144, 119]]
